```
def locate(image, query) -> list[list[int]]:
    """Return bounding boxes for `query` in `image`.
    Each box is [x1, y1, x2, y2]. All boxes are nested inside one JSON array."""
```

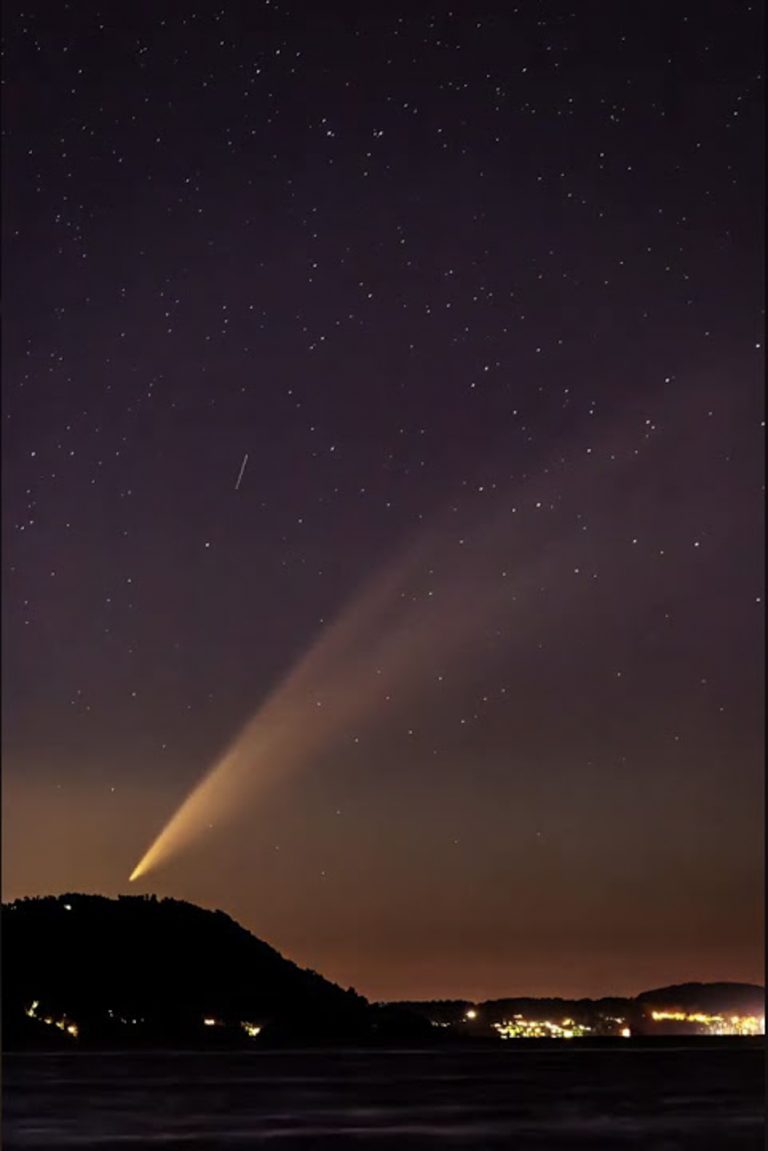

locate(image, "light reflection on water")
[[3, 1047, 764, 1149]]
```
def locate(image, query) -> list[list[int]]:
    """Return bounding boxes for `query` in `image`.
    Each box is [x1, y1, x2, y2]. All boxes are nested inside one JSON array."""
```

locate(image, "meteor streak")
[[234, 452, 249, 491]]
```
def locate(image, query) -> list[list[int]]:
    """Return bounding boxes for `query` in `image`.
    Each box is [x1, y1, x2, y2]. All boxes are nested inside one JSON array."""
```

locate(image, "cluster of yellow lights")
[[493, 1015, 593, 1040], [25, 1003, 267, 1040], [203, 1017, 262, 1037], [651, 1010, 719, 1024], [650, 1010, 765, 1036], [25, 1000, 78, 1038]]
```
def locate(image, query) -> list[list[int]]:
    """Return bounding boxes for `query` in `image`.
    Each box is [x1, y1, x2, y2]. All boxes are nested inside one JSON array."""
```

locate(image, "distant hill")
[[1, 894, 430, 1048], [635, 983, 765, 1014], [2, 895, 762, 1048], [390, 983, 765, 1035]]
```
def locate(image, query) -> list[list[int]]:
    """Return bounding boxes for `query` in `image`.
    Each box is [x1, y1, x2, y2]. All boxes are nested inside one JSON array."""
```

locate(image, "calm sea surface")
[[3, 1046, 764, 1149]]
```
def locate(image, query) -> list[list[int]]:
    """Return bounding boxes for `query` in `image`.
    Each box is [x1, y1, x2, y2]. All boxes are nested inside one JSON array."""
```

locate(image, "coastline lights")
[[25, 1000, 78, 1038], [493, 1015, 592, 1039], [649, 1010, 764, 1035]]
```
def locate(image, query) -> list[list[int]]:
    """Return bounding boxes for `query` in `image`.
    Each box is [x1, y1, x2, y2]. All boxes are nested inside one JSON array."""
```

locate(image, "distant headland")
[[3, 895, 764, 1049]]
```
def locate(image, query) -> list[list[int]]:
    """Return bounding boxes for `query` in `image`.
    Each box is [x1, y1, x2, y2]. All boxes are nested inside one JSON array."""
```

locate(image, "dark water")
[[2, 1046, 764, 1149]]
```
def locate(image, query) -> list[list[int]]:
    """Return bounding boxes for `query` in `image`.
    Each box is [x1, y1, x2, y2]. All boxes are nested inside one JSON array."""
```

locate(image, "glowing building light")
[[241, 1021, 261, 1037]]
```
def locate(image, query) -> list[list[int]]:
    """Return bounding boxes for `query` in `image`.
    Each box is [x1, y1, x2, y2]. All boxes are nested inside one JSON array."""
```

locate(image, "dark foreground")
[[3, 1045, 764, 1149]]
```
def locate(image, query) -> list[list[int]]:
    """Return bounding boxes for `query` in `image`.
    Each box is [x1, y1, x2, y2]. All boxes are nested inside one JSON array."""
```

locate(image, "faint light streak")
[[234, 452, 249, 491]]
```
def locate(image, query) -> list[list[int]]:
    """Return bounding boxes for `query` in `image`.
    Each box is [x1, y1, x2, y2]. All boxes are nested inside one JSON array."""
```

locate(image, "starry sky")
[[2, 1, 764, 1002]]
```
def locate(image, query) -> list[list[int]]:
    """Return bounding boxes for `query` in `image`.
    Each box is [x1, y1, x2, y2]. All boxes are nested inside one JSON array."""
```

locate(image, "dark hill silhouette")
[[3, 895, 762, 1048], [1, 894, 431, 1048], [635, 982, 765, 1014]]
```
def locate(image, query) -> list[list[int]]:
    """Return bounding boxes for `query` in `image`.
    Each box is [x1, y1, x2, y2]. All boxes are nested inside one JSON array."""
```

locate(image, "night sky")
[[3, 2, 764, 1002]]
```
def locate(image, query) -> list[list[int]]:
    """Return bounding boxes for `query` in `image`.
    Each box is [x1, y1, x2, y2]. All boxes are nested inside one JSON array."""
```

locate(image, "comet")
[[129, 395, 710, 883], [128, 464, 600, 884], [129, 532, 440, 882], [128, 497, 538, 882]]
